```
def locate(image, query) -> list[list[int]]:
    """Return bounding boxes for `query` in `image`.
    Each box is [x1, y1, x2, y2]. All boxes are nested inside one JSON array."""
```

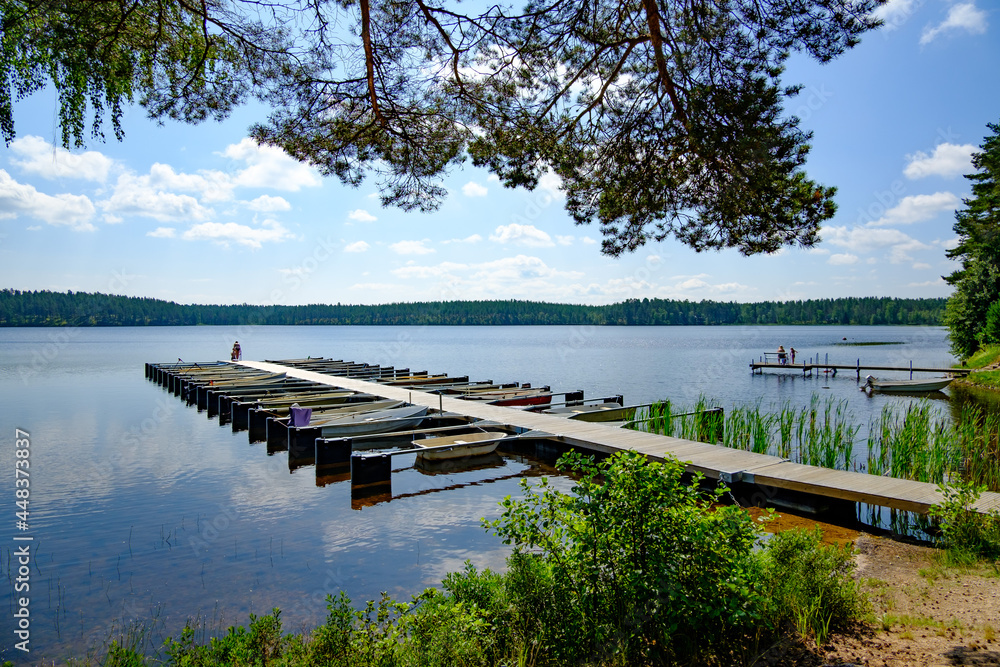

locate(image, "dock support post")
[[317, 438, 353, 468], [288, 425, 322, 468], [910, 360, 913, 379], [352, 453, 392, 485], [565, 390, 585, 406], [266, 417, 288, 453], [857, 358, 860, 380]]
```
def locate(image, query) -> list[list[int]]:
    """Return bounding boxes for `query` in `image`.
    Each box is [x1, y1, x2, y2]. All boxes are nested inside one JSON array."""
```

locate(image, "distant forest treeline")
[[0, 289, 948, 327]]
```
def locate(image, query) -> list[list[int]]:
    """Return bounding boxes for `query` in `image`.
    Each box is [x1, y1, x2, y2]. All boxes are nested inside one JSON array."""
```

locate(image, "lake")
[[0, 325, 978, 662]]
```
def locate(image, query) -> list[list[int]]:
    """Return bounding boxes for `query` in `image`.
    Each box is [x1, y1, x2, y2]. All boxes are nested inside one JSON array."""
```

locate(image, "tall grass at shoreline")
[[629, 396, 1000, 492]]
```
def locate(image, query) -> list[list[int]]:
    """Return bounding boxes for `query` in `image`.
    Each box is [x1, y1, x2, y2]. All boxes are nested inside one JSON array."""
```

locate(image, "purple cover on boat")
[[289, 405, 312, 427]]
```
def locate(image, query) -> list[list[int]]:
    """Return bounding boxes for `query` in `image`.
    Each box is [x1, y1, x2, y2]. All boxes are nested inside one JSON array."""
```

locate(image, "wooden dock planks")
[[238, 360, 1000, 516]]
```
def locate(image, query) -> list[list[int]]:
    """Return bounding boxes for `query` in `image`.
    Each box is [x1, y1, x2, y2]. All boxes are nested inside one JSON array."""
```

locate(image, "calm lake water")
[[0, 324, 982, 662]]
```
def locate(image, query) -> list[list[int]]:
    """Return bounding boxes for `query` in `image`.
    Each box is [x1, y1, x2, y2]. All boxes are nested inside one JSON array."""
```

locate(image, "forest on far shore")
[[0, 289, 947, 327]]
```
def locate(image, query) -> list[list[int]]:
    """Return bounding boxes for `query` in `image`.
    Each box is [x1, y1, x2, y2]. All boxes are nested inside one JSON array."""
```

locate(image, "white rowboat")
[[863, 375, 953, 393], [413, 431, 510, 460]]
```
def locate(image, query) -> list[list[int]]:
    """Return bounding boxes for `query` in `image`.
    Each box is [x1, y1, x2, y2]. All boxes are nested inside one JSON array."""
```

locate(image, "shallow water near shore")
[[0, 324, 986, 663]]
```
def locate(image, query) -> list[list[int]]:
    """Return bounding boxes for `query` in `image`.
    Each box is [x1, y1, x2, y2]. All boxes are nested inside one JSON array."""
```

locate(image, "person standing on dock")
[[231, 341, 241, 361], [777, 345, 787, 365], [790, 347, 796, 364]]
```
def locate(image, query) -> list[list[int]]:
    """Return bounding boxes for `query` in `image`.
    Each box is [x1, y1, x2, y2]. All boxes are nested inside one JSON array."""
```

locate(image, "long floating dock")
[[226, 360, 1000, 516], [750, 358, 970, 379]]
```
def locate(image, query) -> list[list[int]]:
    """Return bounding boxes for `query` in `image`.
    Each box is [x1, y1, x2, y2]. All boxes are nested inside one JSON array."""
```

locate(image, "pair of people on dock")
[[231, 341, 241, 361], [777, 346, 796, 365]]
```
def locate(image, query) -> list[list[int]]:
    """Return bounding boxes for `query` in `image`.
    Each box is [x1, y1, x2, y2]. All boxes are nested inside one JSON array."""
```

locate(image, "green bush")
[[481, 450, 767, 665], [929, 482, 1000, 563], [979, 300, 1000, 347], [759, 529, 866, 645]]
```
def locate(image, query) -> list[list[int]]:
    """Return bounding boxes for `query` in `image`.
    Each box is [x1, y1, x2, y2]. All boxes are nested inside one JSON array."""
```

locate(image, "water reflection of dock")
[[146, 359, 1000, 517]]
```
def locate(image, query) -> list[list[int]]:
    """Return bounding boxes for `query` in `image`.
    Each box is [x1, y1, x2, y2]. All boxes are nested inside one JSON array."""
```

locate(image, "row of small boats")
[[144, 358, 641, 463]]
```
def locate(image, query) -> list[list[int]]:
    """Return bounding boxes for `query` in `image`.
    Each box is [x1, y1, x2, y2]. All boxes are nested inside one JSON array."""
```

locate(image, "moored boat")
[[863, 375, 953, 393], [412, 431, 511, 460]]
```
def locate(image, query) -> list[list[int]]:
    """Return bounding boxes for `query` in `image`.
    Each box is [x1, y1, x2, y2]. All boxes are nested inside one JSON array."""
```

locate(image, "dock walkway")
[[239, 361, 1000, 516]]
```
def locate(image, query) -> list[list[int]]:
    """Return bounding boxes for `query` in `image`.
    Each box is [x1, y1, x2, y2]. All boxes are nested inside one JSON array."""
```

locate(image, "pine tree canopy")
[[1, 0, 884, 255]]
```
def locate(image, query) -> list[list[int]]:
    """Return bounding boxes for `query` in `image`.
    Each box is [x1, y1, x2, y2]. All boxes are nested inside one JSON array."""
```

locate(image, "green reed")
[[630, 395, 1000, 492]]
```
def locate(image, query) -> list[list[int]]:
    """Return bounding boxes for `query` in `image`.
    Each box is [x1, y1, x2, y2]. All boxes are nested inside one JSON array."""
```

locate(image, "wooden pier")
[[750, 359, 970, 379], [224, 360, 1000, 516]]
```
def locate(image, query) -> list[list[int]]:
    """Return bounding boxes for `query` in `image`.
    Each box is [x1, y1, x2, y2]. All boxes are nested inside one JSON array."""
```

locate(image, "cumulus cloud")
[[462, 181, 488, 197], [868, 192, 960, 226], [908, 278, 947, 287], [581, 236, 598, 245], [181, 220, 292, 248], [828, 253, 860, 265], [443, 234, 483, 244], [246, 195, 292, 212], [348, 209, 377, 223], [822, 226, 931, 256], [223, 138, 322, 191], [912, 262, 932, 270], [344, 241, 370, 253], [904, 143, 977, 179], [390, 239, 435, 255], [100, 173, 214, 222], [147, 227, 176, 238], [556, 235, 574, 245], [9, 136, 115, 182], [0, 169, 96, 230], [874, 0, 919, 29], [145, 163, 233, 202], [921, 2, 988, 44], [489, 223, 555, 247]]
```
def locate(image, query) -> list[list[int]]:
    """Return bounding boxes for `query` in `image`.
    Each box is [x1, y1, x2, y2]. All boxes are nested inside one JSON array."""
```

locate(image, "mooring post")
[[565, 390, 585, 406], [351, 453, 392, 485], [288, 425, 322, 467], [857, 358, 860, 380], [910, 360, 913, 379], [317, 437, 353, 468], [266, 417, 289, 452]]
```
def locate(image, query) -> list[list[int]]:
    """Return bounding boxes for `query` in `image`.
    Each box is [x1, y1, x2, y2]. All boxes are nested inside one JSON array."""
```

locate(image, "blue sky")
[[1, 0, 998, 306]]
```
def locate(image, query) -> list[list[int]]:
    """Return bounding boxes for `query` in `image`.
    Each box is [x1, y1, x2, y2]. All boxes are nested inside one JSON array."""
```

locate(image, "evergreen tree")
[[943, 120, 1000, 359]]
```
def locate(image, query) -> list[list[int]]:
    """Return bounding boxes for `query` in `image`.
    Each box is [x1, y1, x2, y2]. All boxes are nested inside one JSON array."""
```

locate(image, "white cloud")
[[100, 173, 214, 222], [904, 143, 977, 179], [146, 163, 233, 202], [344, 241, 370, 253], [581, 236, 598, 245], [912, 262, 932, 270], [908, 278, 947, 287], [556, 235, 574, 245], [822, 225, 926, 253], [538, 170, 565, 200], [489, 223, 555, 247], [26, 225, 41, 231], [0, 169, 96, 230], [147, 227, 177, 238], [806, 246, 831, 255], [828, 253, 860, 265], [390, 240, 435, 255], [393, 261, 470, 280], [874, 0, 918, 29], [887, 238, 932, 264], [223, 138, 322, 191], [9, 136, 115, 182], [348, 209, 377, 223], [462, 181, 488, 197], [443, 234, 483, 244], [181, 220, 292, 249], [868, 192, 960, 226], [246, 195, 291, 212], [921, 2, 988, 44]]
